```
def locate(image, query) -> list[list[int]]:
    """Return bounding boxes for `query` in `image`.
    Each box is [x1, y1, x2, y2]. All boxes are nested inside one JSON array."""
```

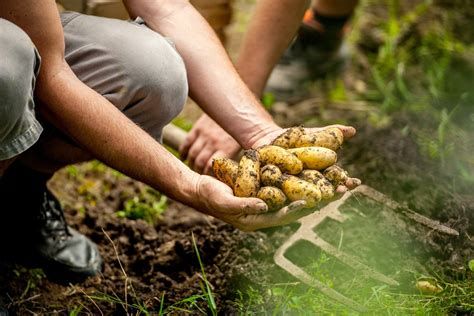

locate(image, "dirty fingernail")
[[257, 202, 268, 212]]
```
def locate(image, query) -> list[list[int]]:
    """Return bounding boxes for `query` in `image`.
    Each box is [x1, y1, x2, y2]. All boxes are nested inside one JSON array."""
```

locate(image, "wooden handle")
[[162, 124, 188, 151]]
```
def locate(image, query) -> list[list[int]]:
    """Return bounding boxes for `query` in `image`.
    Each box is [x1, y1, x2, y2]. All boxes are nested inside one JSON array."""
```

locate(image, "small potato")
[[299, 169, 324, 183], [299, 170, 334, 199], [288, 147, 337, 170], [323, 165, 349, 186], [295, 127, 344, 151], [281, 175, 321, 208], [258, 145, 303, 175], [260, 164, 283, 187], [257, 186, 287, 210], [315, 178, 335, 200], [212, 158, 238, 188], [234, 150, 261, 197], [271, 126, 305, 149]]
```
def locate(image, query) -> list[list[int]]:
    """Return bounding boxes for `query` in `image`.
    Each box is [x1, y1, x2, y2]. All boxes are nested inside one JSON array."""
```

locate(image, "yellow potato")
[[299, 169, 324, 183], [315, 178, 335, 200], [299, 170, 334, 199], [281, 175, 321, 208], [288, 147, 337, 170], [212, 158, 238, 188], [260, 164, 283, 187], [257, 145, 303, 175], [323, 165, 349, 186], [234, 149, 261, 197], [257, 186, 287, 210], [271, 126, 305, 149], [295, 127, 344, 151]]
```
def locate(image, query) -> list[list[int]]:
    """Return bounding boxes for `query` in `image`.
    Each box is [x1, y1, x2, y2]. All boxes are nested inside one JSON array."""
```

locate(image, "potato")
[[295, 127, 344, 151], [288, 147, 337, 170], [271, 126, 305, 149], [299, 169, 324, 183], [212, 158, 238, 188], [323, 165, 349, 186], [257, 145, 303, 175], [315, 178, 335, 200], [299, 170, 334, 199], [234, 149, 261, 197], [281, 175, 321, 208], [257, 186, 287, 210], [260, 164, 283, 187]]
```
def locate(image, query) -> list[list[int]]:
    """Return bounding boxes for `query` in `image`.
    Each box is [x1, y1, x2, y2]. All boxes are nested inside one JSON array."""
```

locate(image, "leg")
[[1, 13, 187, 281], [21, 13, 188, 173], [266, 0, 359, 102], [0, 18, 42, 176]]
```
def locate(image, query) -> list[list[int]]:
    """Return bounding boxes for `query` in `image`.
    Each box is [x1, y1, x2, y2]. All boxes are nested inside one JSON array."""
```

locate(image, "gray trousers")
[[0, 12, 188, 160]]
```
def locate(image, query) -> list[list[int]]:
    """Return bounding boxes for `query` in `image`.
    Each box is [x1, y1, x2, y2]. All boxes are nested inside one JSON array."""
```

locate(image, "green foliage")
[[233, 253, 474, 314], [116, 191, 167, 225], [172, 117, 194, 132], [261, 92, 276, 109], [192, 232, 217, 315]]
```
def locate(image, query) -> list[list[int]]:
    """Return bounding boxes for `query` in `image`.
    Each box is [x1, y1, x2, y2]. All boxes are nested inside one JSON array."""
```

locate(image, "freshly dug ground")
[[0, 108, 472, 314]]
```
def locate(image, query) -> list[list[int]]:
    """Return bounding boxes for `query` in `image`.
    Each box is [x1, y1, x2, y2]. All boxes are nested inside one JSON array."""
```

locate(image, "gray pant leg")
[[0, 19, 43, 160], [61, 12, 188, 142]]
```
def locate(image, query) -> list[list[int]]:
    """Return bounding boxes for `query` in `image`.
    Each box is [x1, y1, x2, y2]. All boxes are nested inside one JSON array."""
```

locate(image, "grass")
[[233, 254, 473, 315]]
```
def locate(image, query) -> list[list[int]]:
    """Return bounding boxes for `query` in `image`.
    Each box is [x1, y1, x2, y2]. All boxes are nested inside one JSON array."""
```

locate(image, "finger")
[[336, 185, 348, 194], [345, 177, 361, 189], [239, 200, 312, 231], [194, 146, 215, 175], [179, 129, 198, 160], [310, 125, 356, 139], [187, 138, 207, 171], [238, 197, 268, 215]]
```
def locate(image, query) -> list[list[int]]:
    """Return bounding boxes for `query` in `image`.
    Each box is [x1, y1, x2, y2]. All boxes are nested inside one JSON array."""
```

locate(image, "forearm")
[[124, 0, 278, 149], [236, 0, 310, 96], [37, 66, 199, 205]]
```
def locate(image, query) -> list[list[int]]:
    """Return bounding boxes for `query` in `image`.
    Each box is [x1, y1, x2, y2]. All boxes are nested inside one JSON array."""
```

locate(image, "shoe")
[[0, 164, 102, 282], [265, 19, 350, 102]]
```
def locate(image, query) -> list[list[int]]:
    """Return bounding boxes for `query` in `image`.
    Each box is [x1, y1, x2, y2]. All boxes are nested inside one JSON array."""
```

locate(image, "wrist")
[[243, 122, 281, 149]]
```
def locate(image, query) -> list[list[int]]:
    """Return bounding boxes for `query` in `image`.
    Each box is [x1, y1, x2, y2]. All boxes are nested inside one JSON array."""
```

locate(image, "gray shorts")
[[0, 19, 43, 160], [0, 12, 188, 160]]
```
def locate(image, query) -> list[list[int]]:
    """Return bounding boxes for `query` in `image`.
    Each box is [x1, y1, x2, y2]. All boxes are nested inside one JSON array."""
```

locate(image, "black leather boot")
[[0, 163, 102, 282]]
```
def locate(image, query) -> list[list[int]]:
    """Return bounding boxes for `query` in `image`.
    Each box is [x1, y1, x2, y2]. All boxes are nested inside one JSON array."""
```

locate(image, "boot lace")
[[38, 191, 71, 240]]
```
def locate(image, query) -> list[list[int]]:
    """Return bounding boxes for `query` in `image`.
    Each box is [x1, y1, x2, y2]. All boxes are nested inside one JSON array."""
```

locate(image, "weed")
[[192, 232, 217, 315], [116, 190, 167, 225]]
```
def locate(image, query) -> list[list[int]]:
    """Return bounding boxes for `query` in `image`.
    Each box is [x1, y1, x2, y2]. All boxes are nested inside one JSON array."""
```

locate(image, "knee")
[[133, 35, 188, 123], [0, 19, 39, 127], [126, 35, 188, 123]]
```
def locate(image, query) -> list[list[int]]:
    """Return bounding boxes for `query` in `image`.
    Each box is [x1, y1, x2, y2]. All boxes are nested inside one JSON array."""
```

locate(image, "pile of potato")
[[212, 127, 360, 210]]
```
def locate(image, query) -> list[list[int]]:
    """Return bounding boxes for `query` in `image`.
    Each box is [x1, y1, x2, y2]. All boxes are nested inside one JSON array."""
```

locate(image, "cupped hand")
[[180, 115, 241, 175], [193, 175, 313, 231]]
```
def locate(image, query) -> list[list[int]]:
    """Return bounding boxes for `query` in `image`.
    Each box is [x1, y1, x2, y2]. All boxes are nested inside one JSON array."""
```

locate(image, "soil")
[[1, 1, 473, 315]]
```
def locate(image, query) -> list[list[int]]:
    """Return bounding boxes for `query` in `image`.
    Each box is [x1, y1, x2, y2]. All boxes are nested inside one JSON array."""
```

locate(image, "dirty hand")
[[251, 124, 357, 149], [193, 175, 311, 231], [180, 114, 241, 175]]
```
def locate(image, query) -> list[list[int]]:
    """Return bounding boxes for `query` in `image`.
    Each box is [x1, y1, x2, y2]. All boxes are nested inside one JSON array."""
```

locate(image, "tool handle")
[[162, 124, 188, 151]]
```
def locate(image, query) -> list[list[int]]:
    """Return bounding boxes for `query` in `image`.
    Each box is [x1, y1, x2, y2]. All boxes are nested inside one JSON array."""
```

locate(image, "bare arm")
[[236, 0, 310, 96], [1, 0, 320, 231], [123, 0, 280, 149], [0, 1, 269, 225]]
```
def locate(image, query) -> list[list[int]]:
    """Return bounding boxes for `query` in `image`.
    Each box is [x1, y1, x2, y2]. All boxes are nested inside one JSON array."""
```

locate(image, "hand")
[[193, 175, 313, 231], [180, 114, 241, 175], [250, 124, 357, 149]]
